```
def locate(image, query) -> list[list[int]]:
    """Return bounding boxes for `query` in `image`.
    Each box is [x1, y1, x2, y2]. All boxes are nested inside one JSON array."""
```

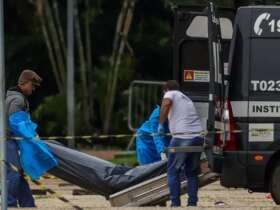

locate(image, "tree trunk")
[[103, 0, 135, 133], [44, 0, 66, 88], [110, 0, 129, 67], [35, 0, 64, 93], [41, 17, 64, 92], [85, 0, 94, 123], [52, 0, 66, 64], [85, 0, 93, 72], [105, 0, 129, 114], [75, 7, 91, 129]]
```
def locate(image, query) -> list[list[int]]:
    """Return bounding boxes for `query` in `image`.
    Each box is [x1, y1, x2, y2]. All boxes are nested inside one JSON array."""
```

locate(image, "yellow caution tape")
[[0, 127, 275, 142], [0, 128, 269, 141]]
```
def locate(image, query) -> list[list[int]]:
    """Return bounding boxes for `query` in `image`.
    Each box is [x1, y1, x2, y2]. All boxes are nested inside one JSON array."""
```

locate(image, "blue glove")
[[157, 123, 165, 135]]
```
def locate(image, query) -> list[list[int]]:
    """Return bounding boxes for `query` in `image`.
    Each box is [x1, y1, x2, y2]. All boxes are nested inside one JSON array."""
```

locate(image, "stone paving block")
[[11, 177, 279, 210]]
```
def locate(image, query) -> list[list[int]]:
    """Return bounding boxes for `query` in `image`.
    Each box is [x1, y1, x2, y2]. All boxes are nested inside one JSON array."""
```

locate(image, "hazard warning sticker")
[[184, 70, 209, 82]]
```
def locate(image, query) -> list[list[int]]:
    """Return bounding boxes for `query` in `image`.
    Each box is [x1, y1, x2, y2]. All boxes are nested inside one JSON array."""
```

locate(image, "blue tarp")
[[9, 111, 58, 180], [136, 106, 170, 164]]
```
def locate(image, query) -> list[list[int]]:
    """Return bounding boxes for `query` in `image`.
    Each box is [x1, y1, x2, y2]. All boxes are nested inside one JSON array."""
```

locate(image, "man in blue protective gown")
[[5, 69, 55, 207], [136, 105, 170, 165]]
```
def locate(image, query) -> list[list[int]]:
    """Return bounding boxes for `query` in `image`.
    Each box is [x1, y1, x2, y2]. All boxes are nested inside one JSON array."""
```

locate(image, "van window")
[[250, 39, 280, 95], [186, 16, 233, 39]]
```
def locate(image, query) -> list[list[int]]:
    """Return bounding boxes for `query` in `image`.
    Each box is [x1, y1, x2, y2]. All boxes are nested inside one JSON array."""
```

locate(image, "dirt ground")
[[9, 175, 278, 210]]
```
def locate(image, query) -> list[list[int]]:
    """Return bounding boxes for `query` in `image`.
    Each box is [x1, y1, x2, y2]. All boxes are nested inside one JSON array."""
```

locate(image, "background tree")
[[6, 0, 280, 146]]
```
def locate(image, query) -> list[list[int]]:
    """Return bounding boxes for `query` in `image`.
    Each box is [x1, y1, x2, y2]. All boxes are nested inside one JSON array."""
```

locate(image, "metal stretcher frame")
[[109, 145, 214, 207], [109, 171, 219, 206], [168, 146, 204, 153]]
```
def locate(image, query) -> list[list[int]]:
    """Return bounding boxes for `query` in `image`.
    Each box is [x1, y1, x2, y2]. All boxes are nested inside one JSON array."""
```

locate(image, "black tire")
[[270, 161, 280, 204]]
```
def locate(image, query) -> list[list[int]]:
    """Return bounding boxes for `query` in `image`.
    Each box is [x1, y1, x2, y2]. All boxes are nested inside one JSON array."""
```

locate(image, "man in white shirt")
[[158, 80, 203, 207]]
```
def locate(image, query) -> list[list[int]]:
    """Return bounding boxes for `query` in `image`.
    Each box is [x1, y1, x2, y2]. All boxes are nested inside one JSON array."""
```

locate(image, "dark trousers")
[[6, 140, 35, 207], [167, 137, 203, 207]]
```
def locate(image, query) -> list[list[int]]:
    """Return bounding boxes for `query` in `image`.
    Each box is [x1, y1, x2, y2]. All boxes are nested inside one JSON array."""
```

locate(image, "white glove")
[[160, 152, 167, 160]]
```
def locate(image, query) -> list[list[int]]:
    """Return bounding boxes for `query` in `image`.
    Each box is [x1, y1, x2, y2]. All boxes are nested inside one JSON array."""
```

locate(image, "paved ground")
[[10, 175, 278, 210], [7, 151, 278, 210]]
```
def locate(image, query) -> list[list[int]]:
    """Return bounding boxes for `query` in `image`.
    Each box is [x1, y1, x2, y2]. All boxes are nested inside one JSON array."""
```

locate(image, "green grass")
[[111, 151, 138, 167]]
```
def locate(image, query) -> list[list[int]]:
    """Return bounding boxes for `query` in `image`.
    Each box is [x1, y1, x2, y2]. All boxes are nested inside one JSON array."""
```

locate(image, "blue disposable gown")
[[9, 111, 58, 180], [136, 106, 170, 165]]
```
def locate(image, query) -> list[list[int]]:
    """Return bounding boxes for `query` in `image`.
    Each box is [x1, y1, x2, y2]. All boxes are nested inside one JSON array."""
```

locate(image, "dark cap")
[[18, 69, 42, 86]]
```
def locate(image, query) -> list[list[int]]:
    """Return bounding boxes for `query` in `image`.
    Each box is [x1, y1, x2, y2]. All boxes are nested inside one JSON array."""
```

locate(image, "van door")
[[220, 7, 251, 187], [247, 7, 280, 190], [173, 6, 233, 137]]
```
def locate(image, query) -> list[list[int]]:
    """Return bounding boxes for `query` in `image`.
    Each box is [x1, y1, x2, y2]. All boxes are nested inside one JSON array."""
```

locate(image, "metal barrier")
[[128, 80, 165, 131]]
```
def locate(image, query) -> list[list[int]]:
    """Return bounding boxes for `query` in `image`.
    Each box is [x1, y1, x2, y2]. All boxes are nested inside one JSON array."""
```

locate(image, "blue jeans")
[[167, 137, 203, 206], [6, 140, 35, 207]]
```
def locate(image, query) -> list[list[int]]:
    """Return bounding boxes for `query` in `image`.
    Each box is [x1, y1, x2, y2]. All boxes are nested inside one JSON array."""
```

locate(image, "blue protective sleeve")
[[135, 130, 161, 165], [9, 111, 37, 139], [9, 111, 58, 180], [136, 106, 170, 159], [148, 106, 167, 154]]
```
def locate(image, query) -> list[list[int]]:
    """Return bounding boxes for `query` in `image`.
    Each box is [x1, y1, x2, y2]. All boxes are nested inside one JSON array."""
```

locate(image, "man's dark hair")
[[164, 80, 180, 91]]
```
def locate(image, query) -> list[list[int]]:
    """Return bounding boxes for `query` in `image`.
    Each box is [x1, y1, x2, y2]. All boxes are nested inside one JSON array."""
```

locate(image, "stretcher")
[[45, 141, 219, 207], [109, 171, 219, 206], [110, 145, 217, 206]]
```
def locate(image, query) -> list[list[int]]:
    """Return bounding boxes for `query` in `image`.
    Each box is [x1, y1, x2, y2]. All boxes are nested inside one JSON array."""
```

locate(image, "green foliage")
[[131, 4, 172, 80], [33, 95, 67, 136], [7, 1, 173, 139], [94, 55, 135, 133], [16, 0, 280, 145], [111, 151, 137, 166], [7, 0, 280, 148], [33, 92, 92, 136]]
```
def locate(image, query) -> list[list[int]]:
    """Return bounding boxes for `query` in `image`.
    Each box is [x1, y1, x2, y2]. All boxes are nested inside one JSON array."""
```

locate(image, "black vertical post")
[[0, 0, 7, 208], [67, 0, 75, 148], [206, 1, 217, 168]]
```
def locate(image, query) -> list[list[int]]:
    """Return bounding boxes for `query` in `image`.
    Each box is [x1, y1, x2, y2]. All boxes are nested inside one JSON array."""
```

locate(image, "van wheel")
[[270, 161, 280, 204]]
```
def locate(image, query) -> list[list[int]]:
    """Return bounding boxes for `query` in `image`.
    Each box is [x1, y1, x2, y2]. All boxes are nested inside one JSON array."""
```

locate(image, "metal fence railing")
[[128, 80, 165, 132]]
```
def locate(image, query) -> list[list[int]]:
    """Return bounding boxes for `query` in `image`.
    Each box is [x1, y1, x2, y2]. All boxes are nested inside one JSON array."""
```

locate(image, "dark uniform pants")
[[6, 140, 35, 207]]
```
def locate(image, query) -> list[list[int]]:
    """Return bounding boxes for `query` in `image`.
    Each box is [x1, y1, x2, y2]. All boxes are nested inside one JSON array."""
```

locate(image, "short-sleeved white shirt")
[[163, 90, 202, 139]]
